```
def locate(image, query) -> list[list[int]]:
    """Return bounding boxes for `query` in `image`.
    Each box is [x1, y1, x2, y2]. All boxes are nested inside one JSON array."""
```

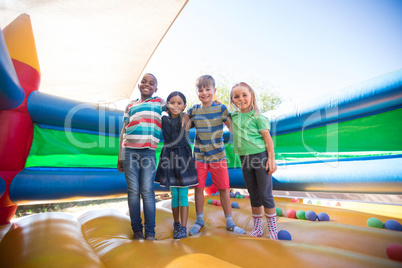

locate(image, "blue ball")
[[231, 202, 239, 209], [230, 192, 235, 198], [305, 210, 317, 221], [384, 220, 402, 231], [278, 230, 292, 241], [235, 191, 241, 196], [317, 212, 330, 221]]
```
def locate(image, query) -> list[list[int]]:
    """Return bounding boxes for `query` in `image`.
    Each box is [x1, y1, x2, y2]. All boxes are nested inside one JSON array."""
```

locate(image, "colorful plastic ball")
[[305, 210, 317, 221], [211, 193, 215, 196], [244, 195, 250, 198], [386, 243, 402, 262], [230, 192, 235, 198], [212, 200, 218, 206], [278, 230, 292, 241], [235, 191, 241, 196], [240, 195, 244, 198], [291, 198, 299, 203], [217, 201, 222, 206], [276, 207, 283, 217], [367, 217, 384, 229], [235, 195, 240, 198], [296, 210, 306, 220], [384, 220, 402, 231], [207, 199, 213, 205], [287, 209, 296, 218], [317, 212, 330, 221], [231, 202, 239, 209]]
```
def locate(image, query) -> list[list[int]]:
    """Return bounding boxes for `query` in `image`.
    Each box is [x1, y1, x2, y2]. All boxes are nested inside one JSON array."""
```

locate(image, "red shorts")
[[195, 159, 230, 189]]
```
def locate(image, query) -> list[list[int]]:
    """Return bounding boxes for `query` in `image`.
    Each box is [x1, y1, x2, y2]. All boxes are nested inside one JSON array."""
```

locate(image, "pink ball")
[[386, 243, 402, 262], [287, 209, 297, 218], [217, 201, 222, 206], [291, 198, 299, 203], [212, 200, 218, 205]]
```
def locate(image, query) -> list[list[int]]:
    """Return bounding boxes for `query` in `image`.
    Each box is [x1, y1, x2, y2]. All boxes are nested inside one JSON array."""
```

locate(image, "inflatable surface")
[[0, 1, 401, 267], [1, 196, 401, 267]]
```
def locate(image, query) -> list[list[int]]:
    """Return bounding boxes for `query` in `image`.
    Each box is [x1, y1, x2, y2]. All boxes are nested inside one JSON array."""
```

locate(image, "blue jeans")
[[123, 148, 156, 236]]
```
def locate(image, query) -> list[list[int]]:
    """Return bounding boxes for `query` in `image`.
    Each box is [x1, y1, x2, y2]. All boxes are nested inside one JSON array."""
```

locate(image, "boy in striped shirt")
[[188, 75, 246, 236], [117, 73, 165, 241]]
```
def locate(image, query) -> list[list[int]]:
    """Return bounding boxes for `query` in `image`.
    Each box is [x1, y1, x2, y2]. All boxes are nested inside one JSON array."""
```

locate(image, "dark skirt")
[[155, 144, 198, 188]]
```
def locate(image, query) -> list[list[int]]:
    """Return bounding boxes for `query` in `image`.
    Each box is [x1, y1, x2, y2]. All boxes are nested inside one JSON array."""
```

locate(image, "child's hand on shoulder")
[[182, 113, 192, 131]]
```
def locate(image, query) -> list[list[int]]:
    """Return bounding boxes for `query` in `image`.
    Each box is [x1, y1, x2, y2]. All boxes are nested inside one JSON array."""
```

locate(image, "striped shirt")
[[122, 97, 166, 150], [188, 103, 229, 163]]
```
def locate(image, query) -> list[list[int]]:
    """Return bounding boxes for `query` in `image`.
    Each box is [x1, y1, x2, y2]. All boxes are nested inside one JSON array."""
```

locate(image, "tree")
[[186, 69, 282, 114]]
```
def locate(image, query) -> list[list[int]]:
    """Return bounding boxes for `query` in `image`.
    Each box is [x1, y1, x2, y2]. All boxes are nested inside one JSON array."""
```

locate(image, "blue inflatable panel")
[[227, 157, 402, 194], [9, 168, 213, 202], [27, 91, 124, 135], [0, 30, 24, 110], [10, 168, 128, 202], [270, 69, 402, 135], [0, 177, 6, 199]]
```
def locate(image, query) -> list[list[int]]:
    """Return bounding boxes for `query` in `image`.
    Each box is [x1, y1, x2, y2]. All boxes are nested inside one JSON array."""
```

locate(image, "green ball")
[[275, 207, 283, 216], [207, 199, 213, 205], [367, 217, 384, 229], [240, 195, 244, 198], [296, 210, 306, 220]]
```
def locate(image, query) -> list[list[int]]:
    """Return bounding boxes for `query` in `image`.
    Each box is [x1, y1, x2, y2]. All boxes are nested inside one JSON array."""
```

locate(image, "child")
[[187, 75, 246, 236], [154, 91, 198, 239], [230, 82, 278, 239], [117, 73, 165, 241]]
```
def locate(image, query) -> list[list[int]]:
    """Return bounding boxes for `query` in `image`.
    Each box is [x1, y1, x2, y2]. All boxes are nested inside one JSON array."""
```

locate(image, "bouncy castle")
[[0, 1, 401, 267]]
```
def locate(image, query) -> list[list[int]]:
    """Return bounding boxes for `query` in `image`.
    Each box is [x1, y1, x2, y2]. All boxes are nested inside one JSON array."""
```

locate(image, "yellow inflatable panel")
[[3, 14, 40, 74], [0, 197, 401, 267]]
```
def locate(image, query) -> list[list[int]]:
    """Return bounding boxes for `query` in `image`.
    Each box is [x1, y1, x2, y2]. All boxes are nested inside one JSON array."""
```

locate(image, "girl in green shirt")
[[230, 82, 278, 239]]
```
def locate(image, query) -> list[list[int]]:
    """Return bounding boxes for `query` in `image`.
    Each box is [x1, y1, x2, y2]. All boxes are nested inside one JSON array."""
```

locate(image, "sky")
[[133, 0, 402, 109]]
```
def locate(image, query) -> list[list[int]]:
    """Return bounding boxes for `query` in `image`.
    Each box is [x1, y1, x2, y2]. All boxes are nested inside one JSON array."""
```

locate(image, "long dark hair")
[[166, 91, 187, 122]]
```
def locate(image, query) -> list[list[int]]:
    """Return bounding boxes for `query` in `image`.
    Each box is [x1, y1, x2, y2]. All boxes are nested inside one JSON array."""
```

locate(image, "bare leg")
[[180, 206, 189, 227], [194, 188, 205, 213], [253, 206, 264, 215], [218, 188, 231, 215], [172, 207, 180, 223]]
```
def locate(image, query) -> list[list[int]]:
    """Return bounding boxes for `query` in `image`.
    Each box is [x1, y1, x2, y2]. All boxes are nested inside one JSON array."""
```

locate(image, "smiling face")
[[168, 95, 186, 118], [231, 85, 253, 113], [197, 84, 216, 107], [138, 73, 158, 100]]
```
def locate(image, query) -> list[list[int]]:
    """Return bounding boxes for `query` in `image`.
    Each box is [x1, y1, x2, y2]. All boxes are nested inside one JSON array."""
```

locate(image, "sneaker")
[[133, 231, 144, 240], [145, 233, 157, 240], [176, 226, 187, 239], [173, 222, 181, 239]]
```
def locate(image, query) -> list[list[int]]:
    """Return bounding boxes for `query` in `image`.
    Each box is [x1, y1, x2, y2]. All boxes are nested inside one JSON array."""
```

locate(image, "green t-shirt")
[[232, 110, 270, 156]]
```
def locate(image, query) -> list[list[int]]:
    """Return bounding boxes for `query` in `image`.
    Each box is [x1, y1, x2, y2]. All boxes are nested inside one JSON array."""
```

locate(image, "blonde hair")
[[196, 75, 215, 89], [230, 82, 260, 114]]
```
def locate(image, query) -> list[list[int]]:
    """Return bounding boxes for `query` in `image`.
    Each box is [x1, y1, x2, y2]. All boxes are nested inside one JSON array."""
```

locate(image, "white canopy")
[[0, 0, 188, 103]]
